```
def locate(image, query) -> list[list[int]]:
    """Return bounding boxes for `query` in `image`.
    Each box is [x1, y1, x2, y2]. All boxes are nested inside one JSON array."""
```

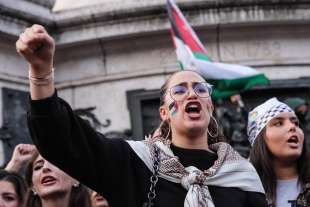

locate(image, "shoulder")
[[297, 183, 310, 207]]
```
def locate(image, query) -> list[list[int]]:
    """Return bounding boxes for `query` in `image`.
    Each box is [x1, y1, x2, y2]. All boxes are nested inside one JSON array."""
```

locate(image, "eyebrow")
[[172, 81, 205, 87], [272, 117, 284, 121]]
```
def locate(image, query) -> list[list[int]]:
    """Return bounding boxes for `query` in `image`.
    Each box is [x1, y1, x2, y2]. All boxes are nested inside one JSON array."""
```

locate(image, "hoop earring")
[[159, 120, 171, 145], [164, 122, 171, 141], [207, 115, 219, 138], [159, 120, 171, 140]]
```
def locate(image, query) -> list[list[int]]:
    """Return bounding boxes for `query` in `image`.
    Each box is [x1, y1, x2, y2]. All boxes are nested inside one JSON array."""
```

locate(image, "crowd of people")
[[1, 144, 109, 207], [0, 24, 309, 207]]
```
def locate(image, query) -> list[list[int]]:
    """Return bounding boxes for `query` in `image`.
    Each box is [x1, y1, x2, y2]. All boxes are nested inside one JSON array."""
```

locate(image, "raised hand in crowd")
[[5, 143, 38, 174]]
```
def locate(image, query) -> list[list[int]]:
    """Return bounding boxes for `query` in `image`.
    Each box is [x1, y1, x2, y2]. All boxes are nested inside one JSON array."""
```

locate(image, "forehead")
[[168, 71, 205, 87], [0, 180, 16, 193]]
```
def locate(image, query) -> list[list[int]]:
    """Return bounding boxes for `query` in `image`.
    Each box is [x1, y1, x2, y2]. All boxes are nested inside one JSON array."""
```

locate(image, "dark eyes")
[[293, 120, 300, 126], [273, 121, 282, 126], [171, 83, 209, 94], [3, 195, 16, 202], [172, 86, 187, 94], [273, 120, 299, 127], [33, 164, 43, 171], [195, 85, 208, 93]]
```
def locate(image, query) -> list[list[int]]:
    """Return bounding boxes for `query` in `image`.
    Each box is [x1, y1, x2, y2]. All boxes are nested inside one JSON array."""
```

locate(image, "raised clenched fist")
[[5, 144, 39, 173], [16, 24, 55, 76]]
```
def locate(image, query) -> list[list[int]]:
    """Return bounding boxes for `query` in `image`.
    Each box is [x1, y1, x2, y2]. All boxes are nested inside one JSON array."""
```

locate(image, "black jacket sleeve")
[[27, 91, 146, 204]]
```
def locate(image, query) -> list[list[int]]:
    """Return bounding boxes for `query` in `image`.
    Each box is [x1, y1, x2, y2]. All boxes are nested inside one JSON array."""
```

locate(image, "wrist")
[[5, 159, 22, 172], [29, 68, 54, 86]]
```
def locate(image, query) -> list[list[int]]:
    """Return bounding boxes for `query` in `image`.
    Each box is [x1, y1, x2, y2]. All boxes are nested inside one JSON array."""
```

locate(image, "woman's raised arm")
[[16, 24, 55, 100]]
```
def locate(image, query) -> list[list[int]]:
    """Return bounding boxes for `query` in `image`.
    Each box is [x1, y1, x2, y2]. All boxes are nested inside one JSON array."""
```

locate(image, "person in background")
[[5, 144, 91, 207], [215, 94, 250, 157], [284, 97, 310, 147], [0, 170, 28, 207], [248, 98, 310, 207], [89, 189, 109, 207], [5, 144, 38, 176], [25, 153, 91, 207]]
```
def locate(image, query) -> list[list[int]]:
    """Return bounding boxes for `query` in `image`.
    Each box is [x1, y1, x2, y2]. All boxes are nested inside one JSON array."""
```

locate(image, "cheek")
[[206, 98, 213, 109], [265, 131, 280, 148], [32, 172, 40, 187], [297, 128, 305, 142], [58, 173, 74, 188], [202, 98, 213, 113]]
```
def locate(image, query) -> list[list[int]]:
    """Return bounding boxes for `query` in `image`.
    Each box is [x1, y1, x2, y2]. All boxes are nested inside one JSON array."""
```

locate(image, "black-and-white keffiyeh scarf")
[[127, 137, 265, 207]]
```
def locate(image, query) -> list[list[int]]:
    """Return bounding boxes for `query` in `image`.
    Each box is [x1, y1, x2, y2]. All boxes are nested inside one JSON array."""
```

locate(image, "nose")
[[42, 161, 52, 173], [288, 121, 296, 132], [187, 87, 198, 99]]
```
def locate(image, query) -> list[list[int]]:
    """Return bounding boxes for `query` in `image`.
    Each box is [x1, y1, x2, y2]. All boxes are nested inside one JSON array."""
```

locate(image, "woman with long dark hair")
[[16, 24, 267, 207], [0, 170, 28, 207], [25, 153, 91, 207], [248, 98, 310, 207]]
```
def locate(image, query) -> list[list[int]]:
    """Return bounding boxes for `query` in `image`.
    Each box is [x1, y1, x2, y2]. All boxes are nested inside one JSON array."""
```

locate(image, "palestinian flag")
[[166, 0, 269, 100]]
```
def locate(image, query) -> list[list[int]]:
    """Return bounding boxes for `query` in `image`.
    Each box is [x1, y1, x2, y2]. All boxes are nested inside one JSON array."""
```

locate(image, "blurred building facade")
[[0, 0, 310, 163]]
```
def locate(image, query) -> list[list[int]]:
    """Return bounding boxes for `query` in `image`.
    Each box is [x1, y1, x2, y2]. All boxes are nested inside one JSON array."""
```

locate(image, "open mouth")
[[185, 101, 202, 114], [287, 136, 299, 144], [41, 176, 56, 185]]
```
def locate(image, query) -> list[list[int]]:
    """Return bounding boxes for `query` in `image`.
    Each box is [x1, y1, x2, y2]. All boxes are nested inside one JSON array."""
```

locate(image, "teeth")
[[185, 102, 201, 113]]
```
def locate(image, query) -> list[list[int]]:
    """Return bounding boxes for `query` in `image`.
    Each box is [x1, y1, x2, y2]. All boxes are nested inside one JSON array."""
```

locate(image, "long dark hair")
[[25, 155, 91, 207], [158, 71, 225, 144], [250, 128, 310, 205], [0, 169, 28, 206]]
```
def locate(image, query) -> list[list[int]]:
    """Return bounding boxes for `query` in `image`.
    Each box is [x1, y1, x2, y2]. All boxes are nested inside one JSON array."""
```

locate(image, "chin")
[[185, 125, 205, 136], [187, 119, 207, 127]]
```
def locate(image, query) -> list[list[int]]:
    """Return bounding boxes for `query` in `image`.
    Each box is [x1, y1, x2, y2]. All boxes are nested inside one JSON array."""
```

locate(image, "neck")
[[41, 192, 70, 207], [171, 128, 208, 150], [273, 160, 298, 180]]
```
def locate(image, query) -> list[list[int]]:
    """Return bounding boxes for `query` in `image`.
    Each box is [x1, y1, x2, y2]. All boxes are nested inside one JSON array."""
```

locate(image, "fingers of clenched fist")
[[16, 143, 35, 153], [17, 25, 41, 53], [5, 144, 38, 173], [14, 144, 38, 160], [16, 24, 54, 59]]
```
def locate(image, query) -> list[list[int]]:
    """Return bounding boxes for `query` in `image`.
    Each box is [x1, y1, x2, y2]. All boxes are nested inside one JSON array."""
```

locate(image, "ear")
[[159, 105, 169, 121]]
